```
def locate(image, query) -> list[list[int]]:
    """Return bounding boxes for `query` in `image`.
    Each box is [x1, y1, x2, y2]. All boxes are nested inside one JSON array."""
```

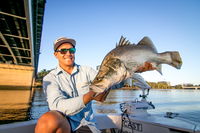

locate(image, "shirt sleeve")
[[43, 73, 85, 116], [87, 66, 97, 82]]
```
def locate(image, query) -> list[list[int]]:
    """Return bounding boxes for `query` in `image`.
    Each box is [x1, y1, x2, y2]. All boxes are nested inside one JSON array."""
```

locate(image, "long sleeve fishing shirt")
[[43, 64, 99, 132]]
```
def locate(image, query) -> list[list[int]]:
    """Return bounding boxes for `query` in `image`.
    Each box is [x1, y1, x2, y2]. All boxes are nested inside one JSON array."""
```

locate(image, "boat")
[[0, 111, 200, 133], [0, 89, 200, 133]]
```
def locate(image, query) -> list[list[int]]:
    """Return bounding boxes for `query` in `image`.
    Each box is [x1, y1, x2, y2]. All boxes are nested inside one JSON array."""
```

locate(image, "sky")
[[38, 0, 200, 86]]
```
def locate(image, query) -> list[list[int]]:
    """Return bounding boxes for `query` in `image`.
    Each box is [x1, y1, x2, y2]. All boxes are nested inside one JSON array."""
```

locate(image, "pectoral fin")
[[156, 64, 162, 75]]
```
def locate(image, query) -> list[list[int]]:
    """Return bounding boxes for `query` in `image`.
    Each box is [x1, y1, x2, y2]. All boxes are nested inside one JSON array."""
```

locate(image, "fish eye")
[[96, 77, 102, 81]]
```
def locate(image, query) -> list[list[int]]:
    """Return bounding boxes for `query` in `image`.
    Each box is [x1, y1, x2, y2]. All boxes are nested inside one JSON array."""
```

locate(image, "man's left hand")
[[93, 89, 111, 102]]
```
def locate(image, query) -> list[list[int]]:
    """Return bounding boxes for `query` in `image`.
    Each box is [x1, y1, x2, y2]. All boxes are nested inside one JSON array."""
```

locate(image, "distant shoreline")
[[118, 87, 195, 90], [34, 81, 198, 90]]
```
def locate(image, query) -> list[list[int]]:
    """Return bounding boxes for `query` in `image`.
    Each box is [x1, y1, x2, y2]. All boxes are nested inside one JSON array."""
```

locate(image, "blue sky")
[[38, 0, 200, 85]]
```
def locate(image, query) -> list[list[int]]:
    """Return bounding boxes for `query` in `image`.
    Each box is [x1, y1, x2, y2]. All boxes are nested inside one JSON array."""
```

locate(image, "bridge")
[[0, 0, 46, 89]]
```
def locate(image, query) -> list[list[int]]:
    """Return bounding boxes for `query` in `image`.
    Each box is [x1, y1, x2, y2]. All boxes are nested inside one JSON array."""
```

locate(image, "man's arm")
[[83, 91, 96, 104], [43, 75, 86, 116]]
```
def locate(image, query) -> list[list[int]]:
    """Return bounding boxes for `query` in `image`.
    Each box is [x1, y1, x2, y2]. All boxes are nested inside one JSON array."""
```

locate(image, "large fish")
[[90, 36, 182, 94]]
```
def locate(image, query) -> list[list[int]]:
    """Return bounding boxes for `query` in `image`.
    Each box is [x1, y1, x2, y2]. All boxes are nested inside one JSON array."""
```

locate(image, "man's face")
[[54, 43, 75, 67]]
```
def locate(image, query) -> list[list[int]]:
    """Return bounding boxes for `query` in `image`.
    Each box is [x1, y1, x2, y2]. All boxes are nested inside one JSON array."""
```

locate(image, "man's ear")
[[54, 52, 58, 58]]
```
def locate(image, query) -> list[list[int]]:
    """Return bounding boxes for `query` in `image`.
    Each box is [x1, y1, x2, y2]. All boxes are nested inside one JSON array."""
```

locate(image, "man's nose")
[[63, 50, 72, 56]]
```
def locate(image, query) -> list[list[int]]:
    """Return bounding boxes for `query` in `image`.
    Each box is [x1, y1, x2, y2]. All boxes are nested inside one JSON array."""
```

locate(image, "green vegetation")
[[36, 69, 51, 81], [147, 82, 182, 89], [35, 69, 51, 87]]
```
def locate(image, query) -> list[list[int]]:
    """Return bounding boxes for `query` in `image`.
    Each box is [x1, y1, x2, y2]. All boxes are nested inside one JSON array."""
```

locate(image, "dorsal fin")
[[137, 36, 157, 52], [116, 36, 132, 47]]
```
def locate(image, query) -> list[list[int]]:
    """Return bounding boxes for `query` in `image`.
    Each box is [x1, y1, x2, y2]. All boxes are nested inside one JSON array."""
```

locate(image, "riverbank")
[[32, 81, 199, 90]]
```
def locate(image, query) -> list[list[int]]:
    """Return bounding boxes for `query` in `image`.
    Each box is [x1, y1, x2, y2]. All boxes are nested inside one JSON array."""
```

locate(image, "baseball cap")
[[54, 37, 76, 51]]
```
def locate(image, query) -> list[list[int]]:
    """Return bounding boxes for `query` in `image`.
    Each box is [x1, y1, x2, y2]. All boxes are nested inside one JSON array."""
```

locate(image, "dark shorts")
[[73, 126, 93, 133], [55, 111, 93, 133]]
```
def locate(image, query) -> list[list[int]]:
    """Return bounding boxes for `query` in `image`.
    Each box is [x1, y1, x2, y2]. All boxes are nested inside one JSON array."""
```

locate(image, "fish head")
[[90, 68, 112, 93], [90, 58, 128, 93]]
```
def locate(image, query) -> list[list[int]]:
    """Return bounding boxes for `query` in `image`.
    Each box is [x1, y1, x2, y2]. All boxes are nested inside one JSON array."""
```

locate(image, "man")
[[35, 37, 107, 133]]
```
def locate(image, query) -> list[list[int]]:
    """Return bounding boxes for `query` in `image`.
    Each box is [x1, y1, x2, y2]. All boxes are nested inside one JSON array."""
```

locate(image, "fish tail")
[[170, 51, 182, 69], [159, 51, 182, 69]]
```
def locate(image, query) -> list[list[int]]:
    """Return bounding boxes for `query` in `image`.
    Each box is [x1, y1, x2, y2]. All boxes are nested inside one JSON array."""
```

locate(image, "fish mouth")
[[174, 62, 182, 69]]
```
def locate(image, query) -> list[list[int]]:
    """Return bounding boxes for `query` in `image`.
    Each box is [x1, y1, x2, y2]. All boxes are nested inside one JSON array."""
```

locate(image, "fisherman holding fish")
[[35, 37, 108, 133], [90, 36, 182, 94], [35, 36, 182, 133]]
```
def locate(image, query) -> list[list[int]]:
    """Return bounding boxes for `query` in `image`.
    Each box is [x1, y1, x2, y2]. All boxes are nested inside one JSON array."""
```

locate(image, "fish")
[[90, 36, 182, 94]]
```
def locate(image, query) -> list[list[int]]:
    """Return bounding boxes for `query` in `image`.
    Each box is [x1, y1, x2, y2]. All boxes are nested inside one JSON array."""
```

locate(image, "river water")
[[0, 88, 200, 124]]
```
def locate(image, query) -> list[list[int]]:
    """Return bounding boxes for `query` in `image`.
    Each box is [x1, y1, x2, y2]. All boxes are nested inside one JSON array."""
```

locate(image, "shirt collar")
[[55, 63, 79, 75]]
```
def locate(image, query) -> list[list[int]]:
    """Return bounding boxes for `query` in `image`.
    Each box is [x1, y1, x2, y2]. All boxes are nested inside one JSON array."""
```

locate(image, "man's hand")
[[93, 89, 111, 102], [83, 89, 111, 104]]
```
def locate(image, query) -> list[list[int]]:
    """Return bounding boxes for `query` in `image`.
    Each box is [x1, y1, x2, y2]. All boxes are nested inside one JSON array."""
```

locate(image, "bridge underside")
[[0, 0, 45, 89]]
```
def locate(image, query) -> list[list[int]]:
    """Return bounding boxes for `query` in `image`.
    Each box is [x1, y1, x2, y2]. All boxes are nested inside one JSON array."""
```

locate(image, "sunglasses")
[[56, 48, 76, 54]]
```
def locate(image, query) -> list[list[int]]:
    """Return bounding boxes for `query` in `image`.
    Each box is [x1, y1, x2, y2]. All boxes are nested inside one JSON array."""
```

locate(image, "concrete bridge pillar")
[[0, 64, 34, 90]]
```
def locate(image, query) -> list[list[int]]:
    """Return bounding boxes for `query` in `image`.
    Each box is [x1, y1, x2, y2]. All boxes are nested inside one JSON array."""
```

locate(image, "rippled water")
[[0, 88, 200, 124], [93, 89, 200, 123]]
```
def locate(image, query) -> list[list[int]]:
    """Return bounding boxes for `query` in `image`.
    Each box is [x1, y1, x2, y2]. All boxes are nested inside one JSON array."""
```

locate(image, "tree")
[[36, 69, 51, 82]]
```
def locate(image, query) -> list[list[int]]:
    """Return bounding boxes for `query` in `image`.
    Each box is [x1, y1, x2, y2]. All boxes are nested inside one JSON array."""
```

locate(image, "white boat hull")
[[0, 113, 199, 133]]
